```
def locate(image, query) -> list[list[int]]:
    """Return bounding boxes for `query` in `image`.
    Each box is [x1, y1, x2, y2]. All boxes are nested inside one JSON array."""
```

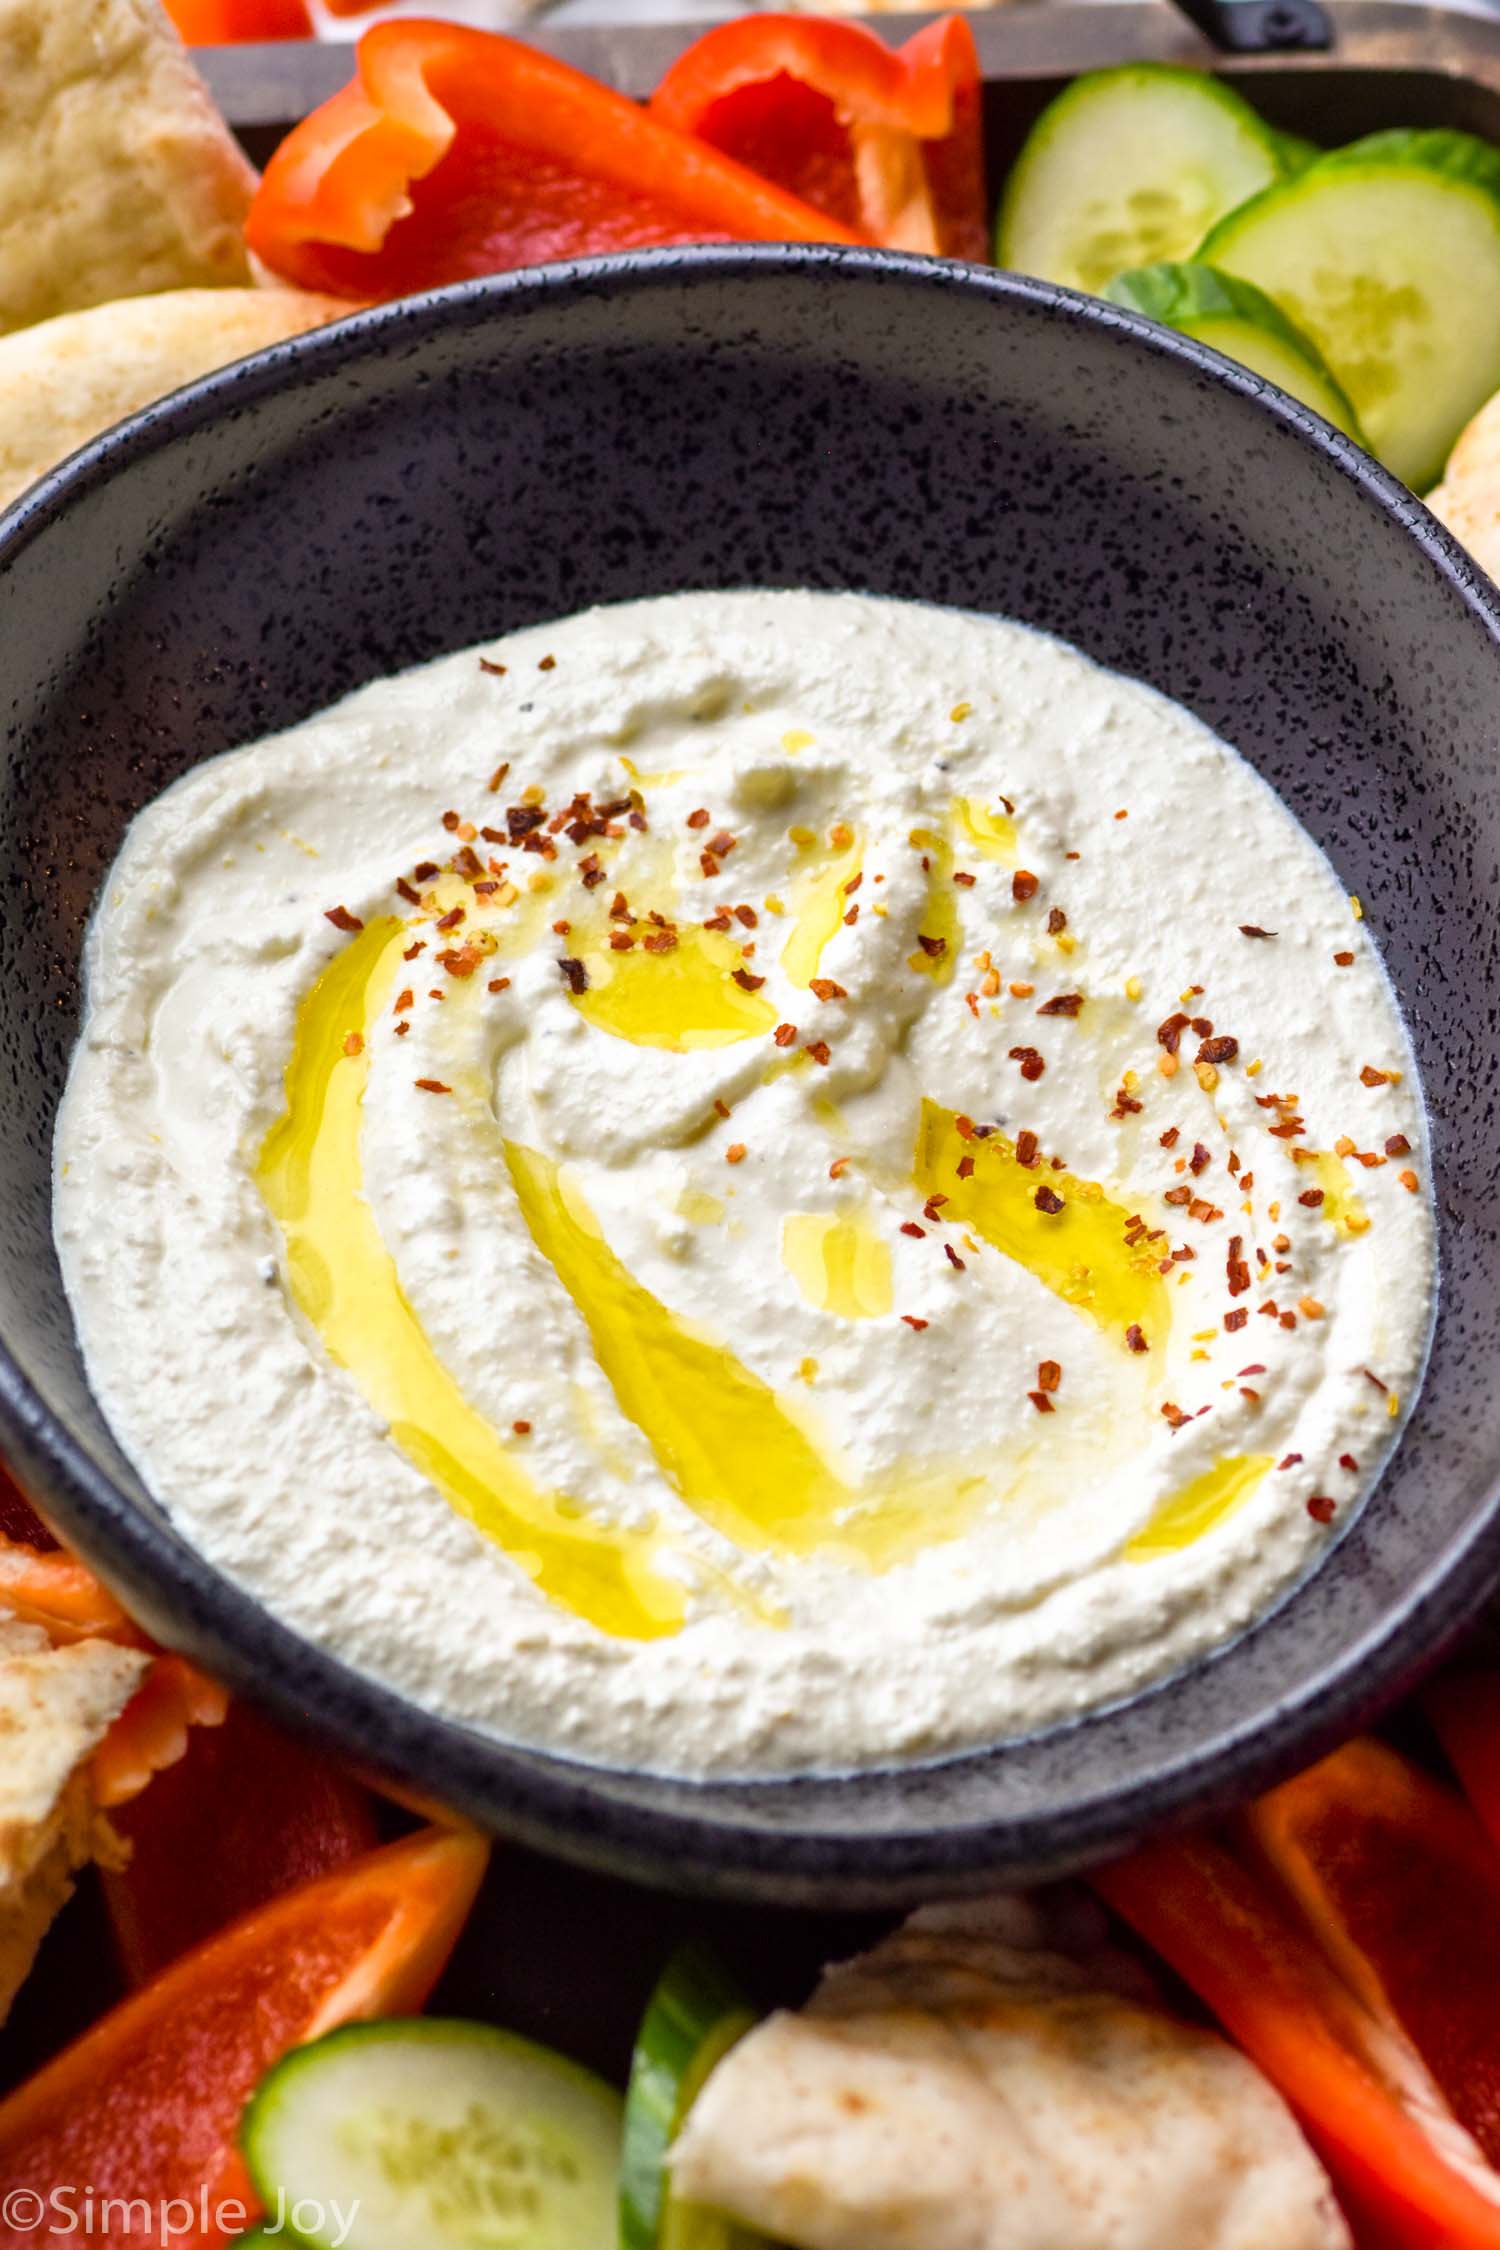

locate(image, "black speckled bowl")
[[3, 248, 1498, 1907]]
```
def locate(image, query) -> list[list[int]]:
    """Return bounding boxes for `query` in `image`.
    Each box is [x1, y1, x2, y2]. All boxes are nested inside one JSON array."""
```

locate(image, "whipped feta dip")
[[53, 590, 1436, 1775]]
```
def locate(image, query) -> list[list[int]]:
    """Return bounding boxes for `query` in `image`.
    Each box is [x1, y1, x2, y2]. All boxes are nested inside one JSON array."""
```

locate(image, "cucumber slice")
[[997, 65, 1286, 295], [1200, 128, 1500, 487], [621, 1943, 760, 2250], [241, 2017, 622, 2250], [1106, 262, 1363, 438], [1274, 130, 1322, 175]]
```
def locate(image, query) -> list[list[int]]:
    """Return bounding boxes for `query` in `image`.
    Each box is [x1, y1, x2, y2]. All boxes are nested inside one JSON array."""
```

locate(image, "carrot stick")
[[1094, 1832, 1500, 2245]]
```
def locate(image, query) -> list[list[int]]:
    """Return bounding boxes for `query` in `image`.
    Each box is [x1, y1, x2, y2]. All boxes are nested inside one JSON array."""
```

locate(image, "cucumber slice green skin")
[[997, 64, 1286, 295], [621, 1943, 761, 2250], [1105, 261, 1364, 440], [241, 2016, 623, 2250], [1199, 129, 1500, 488]]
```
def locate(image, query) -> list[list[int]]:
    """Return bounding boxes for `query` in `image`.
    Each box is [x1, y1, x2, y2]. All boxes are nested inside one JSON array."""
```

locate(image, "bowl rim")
[[4, 241, 1499, 1906]]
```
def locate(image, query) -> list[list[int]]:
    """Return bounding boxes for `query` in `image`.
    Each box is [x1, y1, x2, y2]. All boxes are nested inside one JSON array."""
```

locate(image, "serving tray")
[[9, 0, 1497, 2113], [203, 0, 1500, 169]]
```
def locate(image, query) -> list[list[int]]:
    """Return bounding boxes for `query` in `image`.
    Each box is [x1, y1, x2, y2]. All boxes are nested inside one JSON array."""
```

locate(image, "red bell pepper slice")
[[0, 1826, 487, 2250], [1427, 1666, 1500, 1857], [246, 20, 861, 302], [165, 0, 313, 41], [650, 14, 987, 262], [1096, 1807, 1500, 2246], [103, 1700, 379, 1984]]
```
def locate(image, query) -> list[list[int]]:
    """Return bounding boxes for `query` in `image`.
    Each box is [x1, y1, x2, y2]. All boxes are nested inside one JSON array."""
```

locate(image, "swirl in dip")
[[54, 592, 1435, 1775]]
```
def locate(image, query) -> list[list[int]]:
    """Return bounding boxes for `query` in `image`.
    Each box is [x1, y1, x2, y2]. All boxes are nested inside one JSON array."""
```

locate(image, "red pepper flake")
[[551, 920, 571, 937], [944, 1243, 966, 1271], [558, 958, 588, 995], [1334, 950, 1355, 967], [1038, 993, 1084, 1018], [1012, 870, 1039, 902], [324, 905, 363, 933], [1047, 907, 1068, 935], [829, 1157, 851, 1180], [1237, 1364, 1268, 1379], [479, 659, 507, 679], [1009, 1046, 1046, 1082], [506, 806, 545, 843], [1157, 1012, 1190, 1055], [1189, 1143, 1210, 1176], [1361, 1367, 1389, 1394], [1034, 1185, 1064, 1215], [735, 905, 758, 929], [435, 906, 465, 932], [953, 871, 977, 889], [957, 1154, 975, 1180], [342, 1032, 363, 1057], [1385, 1133, 1412, 1157], [915, 933, 947, 959], [1015, 1129, 1040, 1169], [1240, 1386, 1262, 1404], [1160, 1127, 1181, 1150], [643, 931, 679, 955], [1038, 1359, 1062, 1392], [805, 1040, 831, 1067], [810, 977, 847, 1002], [1360, 1064, 1395, 1087], [393, 988, 415, 1015], [395, 877, 421, 906], [1164, 1185, 1192, 1207], [413, 861, 440, 882], [725, 1143, 747, 1165], [394, 1021, 409, 1037], [488, 977, 511, 994], [1125, 1324, 1148, 1354], [685, 808, 710, 831], [1297, 1188, 1325, 1209], [713, 1099, 731, 1120], [486, 760, 509, 792], [1198, 1035, 1239, 1065], [415, 1078, 451, 1094], [1399, 1168, 1419, 1192], [1162, 1402, 1189, 1429], [1339, 1453, 1359, 1473], [538, 655, 556, 672], [1239, 925, 1277, 939], [773, 1022, 797, 1048], [1025, 1386, 1057, 1416], [923, 1195, 948, 1221], [902, 1315, 929, 1331], [441, 810, 461, 833], [437, 944, 483, 979], [609, 932, 634, 952], [954, 1114, 976, 1140], [1227, 1235, 1252, 1297], [732, 967, 766, 993], [1278, 1454, 1304, 1470], [709, 832, 736, 859], [1307, 1495, 1337, 1524], [403, 941, 424, 962]]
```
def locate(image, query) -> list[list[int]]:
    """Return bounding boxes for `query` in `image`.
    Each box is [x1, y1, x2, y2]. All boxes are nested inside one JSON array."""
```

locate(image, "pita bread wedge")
[[1430, 387, 1500, 587], [671, 1897, 1351, 2250], [0, 285, 358, 510], [0, 0, 257, 335], [0, 1614, 147, 2022]]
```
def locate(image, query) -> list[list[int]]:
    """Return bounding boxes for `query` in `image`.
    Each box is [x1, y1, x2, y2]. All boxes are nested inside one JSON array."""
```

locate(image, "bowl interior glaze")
[[3, 247, 1499, 1906]]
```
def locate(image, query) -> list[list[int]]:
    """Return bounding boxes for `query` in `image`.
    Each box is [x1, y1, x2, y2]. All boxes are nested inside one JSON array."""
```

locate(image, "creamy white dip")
[[54, 591, 1435, 1776]]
